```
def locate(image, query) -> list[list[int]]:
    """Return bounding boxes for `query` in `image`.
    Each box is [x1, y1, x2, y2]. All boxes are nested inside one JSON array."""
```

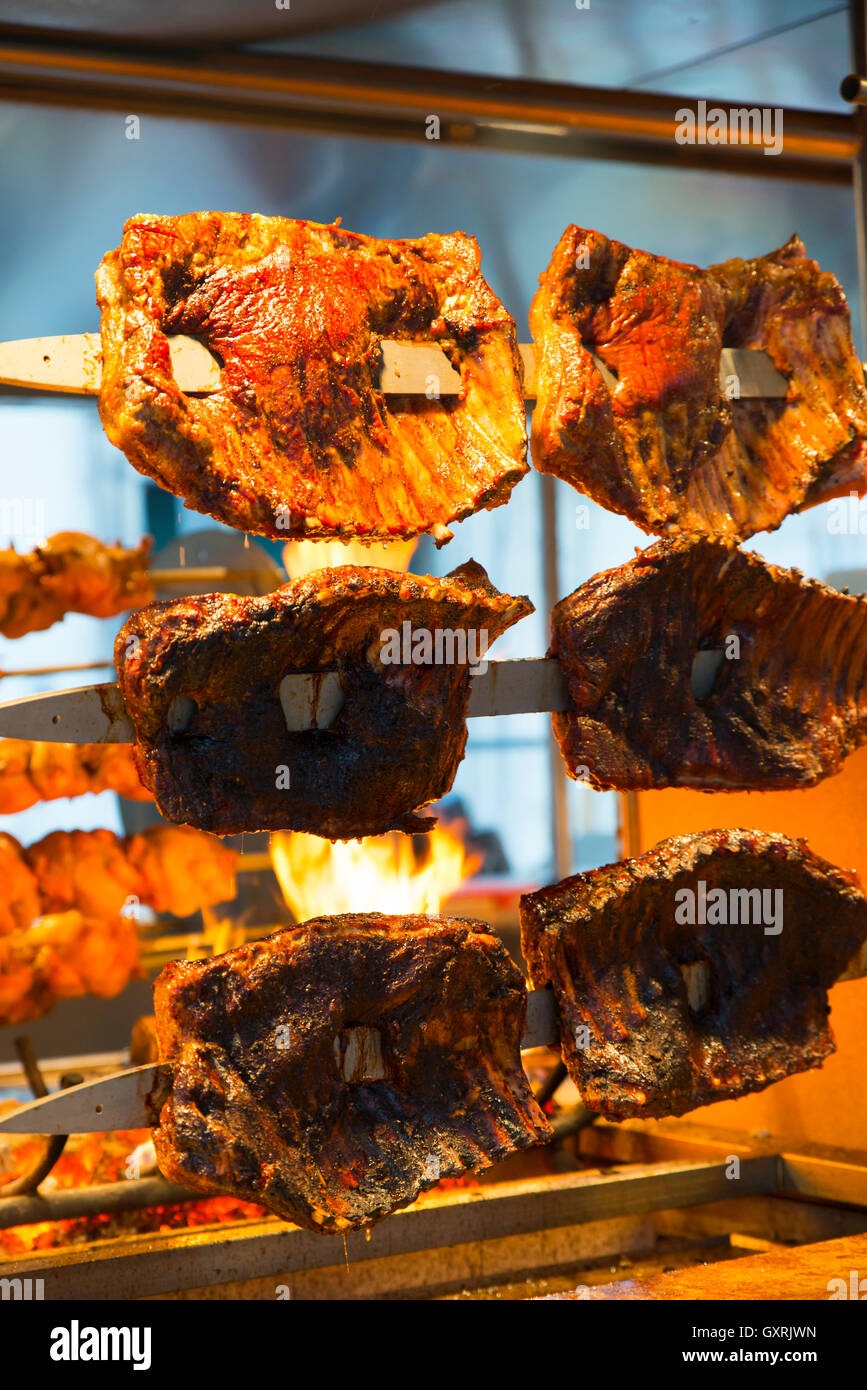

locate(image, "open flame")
[[270, 821, 480, 921], [282, 538, 419, 579], [185, 906, 250, 961]]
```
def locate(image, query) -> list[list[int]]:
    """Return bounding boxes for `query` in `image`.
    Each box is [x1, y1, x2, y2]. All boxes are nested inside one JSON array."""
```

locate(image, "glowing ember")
[[270, 820, 480, 921], [0, 1125, 266, 1256], [282, 537, 418, 579]]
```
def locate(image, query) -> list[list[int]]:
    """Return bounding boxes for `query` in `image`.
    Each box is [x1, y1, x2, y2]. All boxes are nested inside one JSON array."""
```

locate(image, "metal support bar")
[[0, 1156, 779, 1299], [0, 38, 855, 181], [0, 1176, 199, 1230], [849, 1, 867, 352], [540, 474, 571, 881]]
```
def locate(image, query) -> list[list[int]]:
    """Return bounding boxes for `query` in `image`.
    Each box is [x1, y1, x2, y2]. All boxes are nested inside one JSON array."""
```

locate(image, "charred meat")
[[152, 913, 552, 1232], [550, 537, 867, 791], [115, 560, 531, 838], [97, 214, 528, 544], [520, 830, 867, 1119], [530, 229, 867, 539]]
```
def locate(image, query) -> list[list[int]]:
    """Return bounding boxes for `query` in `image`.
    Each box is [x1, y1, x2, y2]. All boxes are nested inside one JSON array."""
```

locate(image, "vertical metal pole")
[[619, 791, 642, 860], [541, 472, 572, 880], [850, 0, 867, 353]]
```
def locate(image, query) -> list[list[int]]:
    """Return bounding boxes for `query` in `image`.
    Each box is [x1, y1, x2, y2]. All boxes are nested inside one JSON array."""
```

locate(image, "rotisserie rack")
[[2, 212, 867, 1300]]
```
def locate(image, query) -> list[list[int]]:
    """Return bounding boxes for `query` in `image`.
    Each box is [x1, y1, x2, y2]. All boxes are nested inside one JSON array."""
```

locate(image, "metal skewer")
[[0, 660, 114, 680], [0, 334, 792, 401]]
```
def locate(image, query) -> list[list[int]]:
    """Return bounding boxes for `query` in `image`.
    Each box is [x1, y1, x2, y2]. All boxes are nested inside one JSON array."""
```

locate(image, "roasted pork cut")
[[520, 830, 867, 1119], [530, 228, 867, 539], [152, 913, 552, 1232], [115, 560, 531, 838], [550, 537, 867, 791], [97, 214, 528, 544]]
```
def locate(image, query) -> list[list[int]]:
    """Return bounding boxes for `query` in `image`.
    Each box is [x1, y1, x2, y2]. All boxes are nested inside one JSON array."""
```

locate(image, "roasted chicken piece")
[[530, 228, 867, 539], [0, 833, 41, 936], [115, 560, 532, 838], [152, 913, 551, 1232], [21, 825, 237, 921], [0, 532, 152, 638], [0, 739, 150, 814], [0, 825, 237, 1026], [520, 830, 867, 1119], [126, 824, 237, 918], [24, 829, 146, 920], [97, 213, 528, 545], [0, 911, 140, 1027], [550, 536, 867, 791]]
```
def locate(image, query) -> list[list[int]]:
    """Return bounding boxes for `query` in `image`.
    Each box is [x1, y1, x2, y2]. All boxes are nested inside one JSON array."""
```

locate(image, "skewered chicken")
[[550, 536, 867, 791], [96, 214, 528, 545], [530, 229, 867, 539], [0, 832, 41, 936], [115, 560, 532, 838], [152, 913, 551, 1232], [0, 825, 238, 1026], [0, 739, 149, 814], [0, 911, 140, 1027], [520, 830, 867, 1119], [12, 825, 238, 922], [0, 532, 152, 638]]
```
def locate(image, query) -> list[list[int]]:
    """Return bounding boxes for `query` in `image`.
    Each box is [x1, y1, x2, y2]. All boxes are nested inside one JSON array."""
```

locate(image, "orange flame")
[[270, 821, 479, 921], [282, 538, 418, 579], [185, 906, 249, 961]]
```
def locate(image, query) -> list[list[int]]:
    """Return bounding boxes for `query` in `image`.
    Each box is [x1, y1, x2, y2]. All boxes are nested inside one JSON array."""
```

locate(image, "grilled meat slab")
[[97, 214, 528, 544], [551, 537, 867, 791], [530, 228, 867, 539], [0, 532, 152, 639], [152, 913, 551, 1233], [521, 830, 867, 1119], [115, 560, 531, 838]]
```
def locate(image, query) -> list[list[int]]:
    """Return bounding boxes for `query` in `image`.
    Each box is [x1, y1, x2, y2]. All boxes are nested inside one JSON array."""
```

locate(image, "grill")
[[2, 4, 867, 1308]]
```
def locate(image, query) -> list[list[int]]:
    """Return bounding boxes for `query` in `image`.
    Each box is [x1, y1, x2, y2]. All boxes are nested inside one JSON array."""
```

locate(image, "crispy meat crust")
[[520, 830, 867, 1119], [115, 559, 532, 838], [96, 213, 528, 543], [152, 913, 551, 1232], [530, 228, 867, 539], [550, 537, 867, 791], [0, 533, 152, 639]]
